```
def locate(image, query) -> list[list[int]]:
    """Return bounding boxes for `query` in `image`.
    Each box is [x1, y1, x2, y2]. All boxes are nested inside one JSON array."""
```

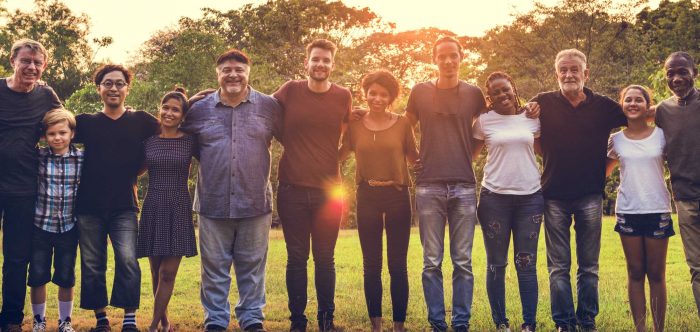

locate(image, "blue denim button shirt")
[[182, 87, 282, 218]]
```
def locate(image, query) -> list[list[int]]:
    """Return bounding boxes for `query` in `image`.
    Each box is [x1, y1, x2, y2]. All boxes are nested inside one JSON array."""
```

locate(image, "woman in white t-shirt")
[[472, 71, 543, 332], [606, 85, 673, 332]]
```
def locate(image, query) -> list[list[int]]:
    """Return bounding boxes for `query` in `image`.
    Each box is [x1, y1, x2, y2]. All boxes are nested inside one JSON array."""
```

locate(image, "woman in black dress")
[[137, 88, 197, 332]]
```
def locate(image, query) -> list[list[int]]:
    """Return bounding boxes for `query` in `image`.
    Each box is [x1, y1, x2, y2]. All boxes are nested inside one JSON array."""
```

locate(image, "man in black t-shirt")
[[0, 39, 61, 332], [73, 65, 159, 332], [532, 49, 626, 332]]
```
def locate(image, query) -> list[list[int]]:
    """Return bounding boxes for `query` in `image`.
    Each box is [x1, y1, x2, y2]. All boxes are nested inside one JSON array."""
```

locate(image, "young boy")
[[28, 108, 83, 332]]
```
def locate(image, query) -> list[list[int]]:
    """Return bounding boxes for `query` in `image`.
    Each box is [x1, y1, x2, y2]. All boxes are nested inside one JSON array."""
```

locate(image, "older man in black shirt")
[[0, 39, 61, 332], [532, 49, 626, 332]]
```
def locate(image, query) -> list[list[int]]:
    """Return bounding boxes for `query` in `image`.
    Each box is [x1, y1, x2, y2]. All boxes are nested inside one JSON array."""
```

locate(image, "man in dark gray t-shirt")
[[655, 51, 700, 317], [404, 36, 485, 332], [0, 39, 61, 332]]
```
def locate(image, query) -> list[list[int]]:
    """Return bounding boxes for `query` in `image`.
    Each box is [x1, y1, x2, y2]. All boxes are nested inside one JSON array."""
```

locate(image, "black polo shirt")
[[532, 87, 626, 200]]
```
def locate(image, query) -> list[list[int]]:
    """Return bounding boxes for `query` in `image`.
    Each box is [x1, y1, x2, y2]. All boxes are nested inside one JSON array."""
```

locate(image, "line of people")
[[0, 35, 699, 332]]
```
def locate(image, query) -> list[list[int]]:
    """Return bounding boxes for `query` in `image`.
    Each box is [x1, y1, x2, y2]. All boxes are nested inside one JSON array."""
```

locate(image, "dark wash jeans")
[[477, 188, 543, 327], [356, 184, 411, 322], [0, 195, 35, 326], [77, 210, 141, 310], [277, 183, 342, 328], [544, 194, 603, 329]]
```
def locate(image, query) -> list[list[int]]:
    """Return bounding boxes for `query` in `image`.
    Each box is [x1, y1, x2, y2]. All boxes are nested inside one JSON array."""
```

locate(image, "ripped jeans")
[[477, 188, 544, 327]]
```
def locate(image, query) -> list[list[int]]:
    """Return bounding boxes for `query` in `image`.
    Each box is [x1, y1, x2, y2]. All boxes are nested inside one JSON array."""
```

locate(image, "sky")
[[4, 0, 660, 64]]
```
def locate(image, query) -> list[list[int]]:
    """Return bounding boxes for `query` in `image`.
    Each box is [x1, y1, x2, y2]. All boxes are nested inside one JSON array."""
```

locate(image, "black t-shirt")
[[74, 110, 159, 213], [0, 79, 62, 196], [532, 88, 626, 200]]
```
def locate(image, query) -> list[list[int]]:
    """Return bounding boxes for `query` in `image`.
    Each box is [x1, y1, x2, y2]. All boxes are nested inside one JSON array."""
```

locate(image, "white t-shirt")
[[608, 127, 671, 214], [472, 111, 541, 194]]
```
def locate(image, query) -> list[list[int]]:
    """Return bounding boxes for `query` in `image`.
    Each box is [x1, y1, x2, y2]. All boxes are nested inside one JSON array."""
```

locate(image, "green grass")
[[2, 216, 699, 331]]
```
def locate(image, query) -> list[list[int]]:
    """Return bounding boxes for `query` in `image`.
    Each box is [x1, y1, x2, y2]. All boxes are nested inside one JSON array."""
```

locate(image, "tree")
[[350, 28, 455, 92], [0, 0, 112, 100], [132, 25, 228, 94], [635, 0, 700, 69], [464, 0, 647, 99], [193, 0, 385, 82]]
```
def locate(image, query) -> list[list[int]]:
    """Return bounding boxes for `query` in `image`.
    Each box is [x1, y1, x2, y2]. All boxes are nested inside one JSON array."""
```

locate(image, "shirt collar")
[[214, 86, 257, 107], [675, 88, 699, 106], [40, 144, 79, 158]]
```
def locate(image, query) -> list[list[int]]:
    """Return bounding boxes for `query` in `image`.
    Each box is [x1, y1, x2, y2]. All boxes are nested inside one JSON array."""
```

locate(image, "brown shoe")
[[90, 324, 113, 332], [3, 324, 22, 332]]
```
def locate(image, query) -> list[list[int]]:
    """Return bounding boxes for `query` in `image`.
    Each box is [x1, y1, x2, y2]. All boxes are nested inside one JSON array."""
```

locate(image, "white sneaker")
[[32, 315, 46, 332], [59, 317, 77, 332]]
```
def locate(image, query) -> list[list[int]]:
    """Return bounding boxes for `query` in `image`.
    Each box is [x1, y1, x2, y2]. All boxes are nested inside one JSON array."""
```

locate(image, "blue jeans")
[[0, 195, 35, 326], [277, 183, 342, 329], [77, 210, 141, 309], [416, 183, 477, 330], [477, 188, 543, 327], [199, 213, 271, 329], [544, 194, 603, 329]]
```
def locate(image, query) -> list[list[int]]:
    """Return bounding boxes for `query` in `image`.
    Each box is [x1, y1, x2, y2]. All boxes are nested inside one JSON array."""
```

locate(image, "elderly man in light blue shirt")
[[181, 49, 281, 332]]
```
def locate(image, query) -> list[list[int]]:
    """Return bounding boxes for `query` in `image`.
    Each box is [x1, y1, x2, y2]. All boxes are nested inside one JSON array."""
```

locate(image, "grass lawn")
[[2, 216, 698, 331]]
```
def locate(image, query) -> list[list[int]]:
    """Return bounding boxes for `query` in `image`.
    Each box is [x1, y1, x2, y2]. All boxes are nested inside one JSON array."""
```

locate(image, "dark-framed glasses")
[[100, 80, 128, 89]]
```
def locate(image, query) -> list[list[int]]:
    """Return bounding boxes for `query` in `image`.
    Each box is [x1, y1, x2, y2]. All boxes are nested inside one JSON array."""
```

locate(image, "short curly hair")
[[361, 70, 400, 104]]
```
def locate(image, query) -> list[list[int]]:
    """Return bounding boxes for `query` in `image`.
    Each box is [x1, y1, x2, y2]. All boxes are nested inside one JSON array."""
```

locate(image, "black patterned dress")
[[137, 134, 198, 257]]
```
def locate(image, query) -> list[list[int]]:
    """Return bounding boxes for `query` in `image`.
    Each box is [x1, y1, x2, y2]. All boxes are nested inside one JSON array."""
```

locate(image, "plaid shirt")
[[34, 145, 83, 233]]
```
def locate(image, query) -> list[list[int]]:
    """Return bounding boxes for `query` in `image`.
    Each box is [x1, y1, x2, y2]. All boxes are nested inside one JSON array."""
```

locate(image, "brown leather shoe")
[[3, 324, 22, 332], [90, 324, 113, 332]]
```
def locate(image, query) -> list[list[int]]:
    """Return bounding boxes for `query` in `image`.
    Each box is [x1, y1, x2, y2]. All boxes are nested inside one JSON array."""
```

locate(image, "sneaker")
[[520, 323, 535, 332], [497, 323, 511, 332], [555, 326, 571, 332], [59, 317, 77, 332], [33, 315, 46, 332], [204, 325, 226, 332], [121, 325, 139, 332], [244, 323, 267, 332]]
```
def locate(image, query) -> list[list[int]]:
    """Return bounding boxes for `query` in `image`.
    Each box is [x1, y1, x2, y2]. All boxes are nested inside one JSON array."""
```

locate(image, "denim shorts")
[[28, 226, 79, 288], [614, 213, 675, 239]]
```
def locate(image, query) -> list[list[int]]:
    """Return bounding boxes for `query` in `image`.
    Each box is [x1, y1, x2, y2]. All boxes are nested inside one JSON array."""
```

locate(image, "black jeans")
[[356, 184, 411, 322], [277, 183, 342, 327], [0, 195, 35, 326]]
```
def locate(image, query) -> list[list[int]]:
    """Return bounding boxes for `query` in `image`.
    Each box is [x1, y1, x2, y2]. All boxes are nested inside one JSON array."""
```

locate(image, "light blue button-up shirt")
[[182, 87, 282, 219]]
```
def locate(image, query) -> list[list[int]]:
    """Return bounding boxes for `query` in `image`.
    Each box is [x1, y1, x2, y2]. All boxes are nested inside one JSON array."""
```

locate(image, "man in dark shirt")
[[273, 39, 352, 332], [74, 64, 159, 332], [405, 36, 485, 332], [655, 51, 700, 317], [532, 49, 626, 332], [0, 39, 61, 332]]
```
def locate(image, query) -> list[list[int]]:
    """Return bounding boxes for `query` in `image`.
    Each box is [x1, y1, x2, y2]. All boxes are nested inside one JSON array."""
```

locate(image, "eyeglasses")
[[100, 80, 128, 89], [19, 59, 44, 68]]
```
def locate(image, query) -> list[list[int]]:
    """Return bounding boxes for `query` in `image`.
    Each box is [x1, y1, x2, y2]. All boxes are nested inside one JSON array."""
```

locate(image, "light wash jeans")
[[544, 194, 603, 330], [199, 212, 271, 329], [416, 182, 477, 330]]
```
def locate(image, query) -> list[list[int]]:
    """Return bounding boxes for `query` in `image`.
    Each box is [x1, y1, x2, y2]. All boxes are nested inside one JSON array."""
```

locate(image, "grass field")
[[2, 216, 699, 331]]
